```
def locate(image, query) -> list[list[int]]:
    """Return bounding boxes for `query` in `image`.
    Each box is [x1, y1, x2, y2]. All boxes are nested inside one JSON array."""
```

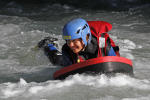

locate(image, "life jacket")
[[71, 21, 120, 63], [87, 21, 120, 57]]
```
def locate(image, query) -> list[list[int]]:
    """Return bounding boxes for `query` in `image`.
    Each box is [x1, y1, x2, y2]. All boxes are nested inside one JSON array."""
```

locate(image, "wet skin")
[[67, 38, 85, 53]]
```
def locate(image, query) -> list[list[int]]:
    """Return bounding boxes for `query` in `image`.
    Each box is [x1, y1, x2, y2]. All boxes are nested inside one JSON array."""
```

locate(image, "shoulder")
[[91, 35, 97, 44], [85, 35, 98, 54], [62, 43, 70, 52], [62, 43, 74, 56]]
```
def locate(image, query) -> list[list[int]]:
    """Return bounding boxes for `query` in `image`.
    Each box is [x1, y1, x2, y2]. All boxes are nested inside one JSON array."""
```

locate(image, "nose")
[[68, 41, 74, 47]]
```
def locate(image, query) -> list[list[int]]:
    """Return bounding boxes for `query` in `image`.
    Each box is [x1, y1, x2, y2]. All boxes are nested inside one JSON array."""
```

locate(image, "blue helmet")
[[63, 18, 91, 46]]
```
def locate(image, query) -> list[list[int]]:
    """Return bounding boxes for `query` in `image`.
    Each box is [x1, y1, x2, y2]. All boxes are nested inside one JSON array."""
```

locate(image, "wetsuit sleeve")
[[44, 44, 73, 67], [105, 35, 119, 56], [108, 47, 116, 56], [43, 45, 63, 66], [61, 44, 73, 66]]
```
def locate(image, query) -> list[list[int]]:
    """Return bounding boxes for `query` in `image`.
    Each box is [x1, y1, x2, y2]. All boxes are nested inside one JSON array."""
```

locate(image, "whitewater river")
[[0, 3, 150, 100]]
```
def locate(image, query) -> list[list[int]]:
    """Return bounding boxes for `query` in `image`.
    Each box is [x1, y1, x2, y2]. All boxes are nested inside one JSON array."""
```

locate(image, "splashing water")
[[0, 3, 150, 100]]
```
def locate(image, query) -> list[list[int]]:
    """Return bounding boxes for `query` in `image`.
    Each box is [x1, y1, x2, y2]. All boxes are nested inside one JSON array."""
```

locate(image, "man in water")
[[38, 18, 120, 67]]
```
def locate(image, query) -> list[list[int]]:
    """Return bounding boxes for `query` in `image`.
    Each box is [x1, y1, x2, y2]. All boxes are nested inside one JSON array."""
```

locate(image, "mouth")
[[71, 48, 77, 51], [71, 47, 79, 53]]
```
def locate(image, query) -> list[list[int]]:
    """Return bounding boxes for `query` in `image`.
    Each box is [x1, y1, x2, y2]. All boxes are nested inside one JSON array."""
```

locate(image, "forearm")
[[43, 46, 64, 66], [38, 37, 72, 67]]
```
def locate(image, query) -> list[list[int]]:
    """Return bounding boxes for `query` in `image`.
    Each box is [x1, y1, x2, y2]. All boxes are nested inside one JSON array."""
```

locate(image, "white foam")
[[109, 34, 141, 51], [110, 35, 143, 59], [2, 89, 21, 98], [67, 74, 150, 90], [0, 74, 150, 99], [29, 86, 44, 94], [1, 78, 27, 98], [122, 39, 136, 50], [19, 78, 27, 86], [122, 95, 150, 100]]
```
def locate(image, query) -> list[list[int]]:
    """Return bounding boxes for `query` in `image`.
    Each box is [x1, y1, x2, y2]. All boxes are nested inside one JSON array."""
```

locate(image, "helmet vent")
[[76, 29, 80, 34], [82, 24, 88, 30]]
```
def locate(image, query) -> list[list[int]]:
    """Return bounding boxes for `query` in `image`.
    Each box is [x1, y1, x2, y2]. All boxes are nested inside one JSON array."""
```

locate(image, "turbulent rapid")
[[0, 2, 150, 100]]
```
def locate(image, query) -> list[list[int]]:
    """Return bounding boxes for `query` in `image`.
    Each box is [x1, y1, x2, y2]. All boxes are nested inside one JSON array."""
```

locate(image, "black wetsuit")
[[43, 34, 119, 67], [44, 35, 100, 67]]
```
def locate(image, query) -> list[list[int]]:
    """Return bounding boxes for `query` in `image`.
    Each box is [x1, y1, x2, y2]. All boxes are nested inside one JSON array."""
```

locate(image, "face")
[[67, 38, 85, 53]]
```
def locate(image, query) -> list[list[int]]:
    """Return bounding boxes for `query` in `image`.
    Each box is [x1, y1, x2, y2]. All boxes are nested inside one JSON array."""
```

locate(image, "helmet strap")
[[86, 34, 90, 42], [80, 39, 86, 52]]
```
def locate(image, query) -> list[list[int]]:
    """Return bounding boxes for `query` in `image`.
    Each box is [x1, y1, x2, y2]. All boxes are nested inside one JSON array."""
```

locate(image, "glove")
[[48, 44, 57, 51], [38, 37, 58, 48]]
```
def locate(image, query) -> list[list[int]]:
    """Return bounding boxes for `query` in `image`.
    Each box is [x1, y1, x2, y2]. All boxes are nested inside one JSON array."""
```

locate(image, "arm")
[[38, 37, 72, 66], [43, 44, 63, 65], [100, 33, 120, 56]]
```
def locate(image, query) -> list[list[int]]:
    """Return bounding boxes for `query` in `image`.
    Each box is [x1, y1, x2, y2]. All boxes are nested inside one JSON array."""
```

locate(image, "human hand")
[[38, 37, 58, 48]]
